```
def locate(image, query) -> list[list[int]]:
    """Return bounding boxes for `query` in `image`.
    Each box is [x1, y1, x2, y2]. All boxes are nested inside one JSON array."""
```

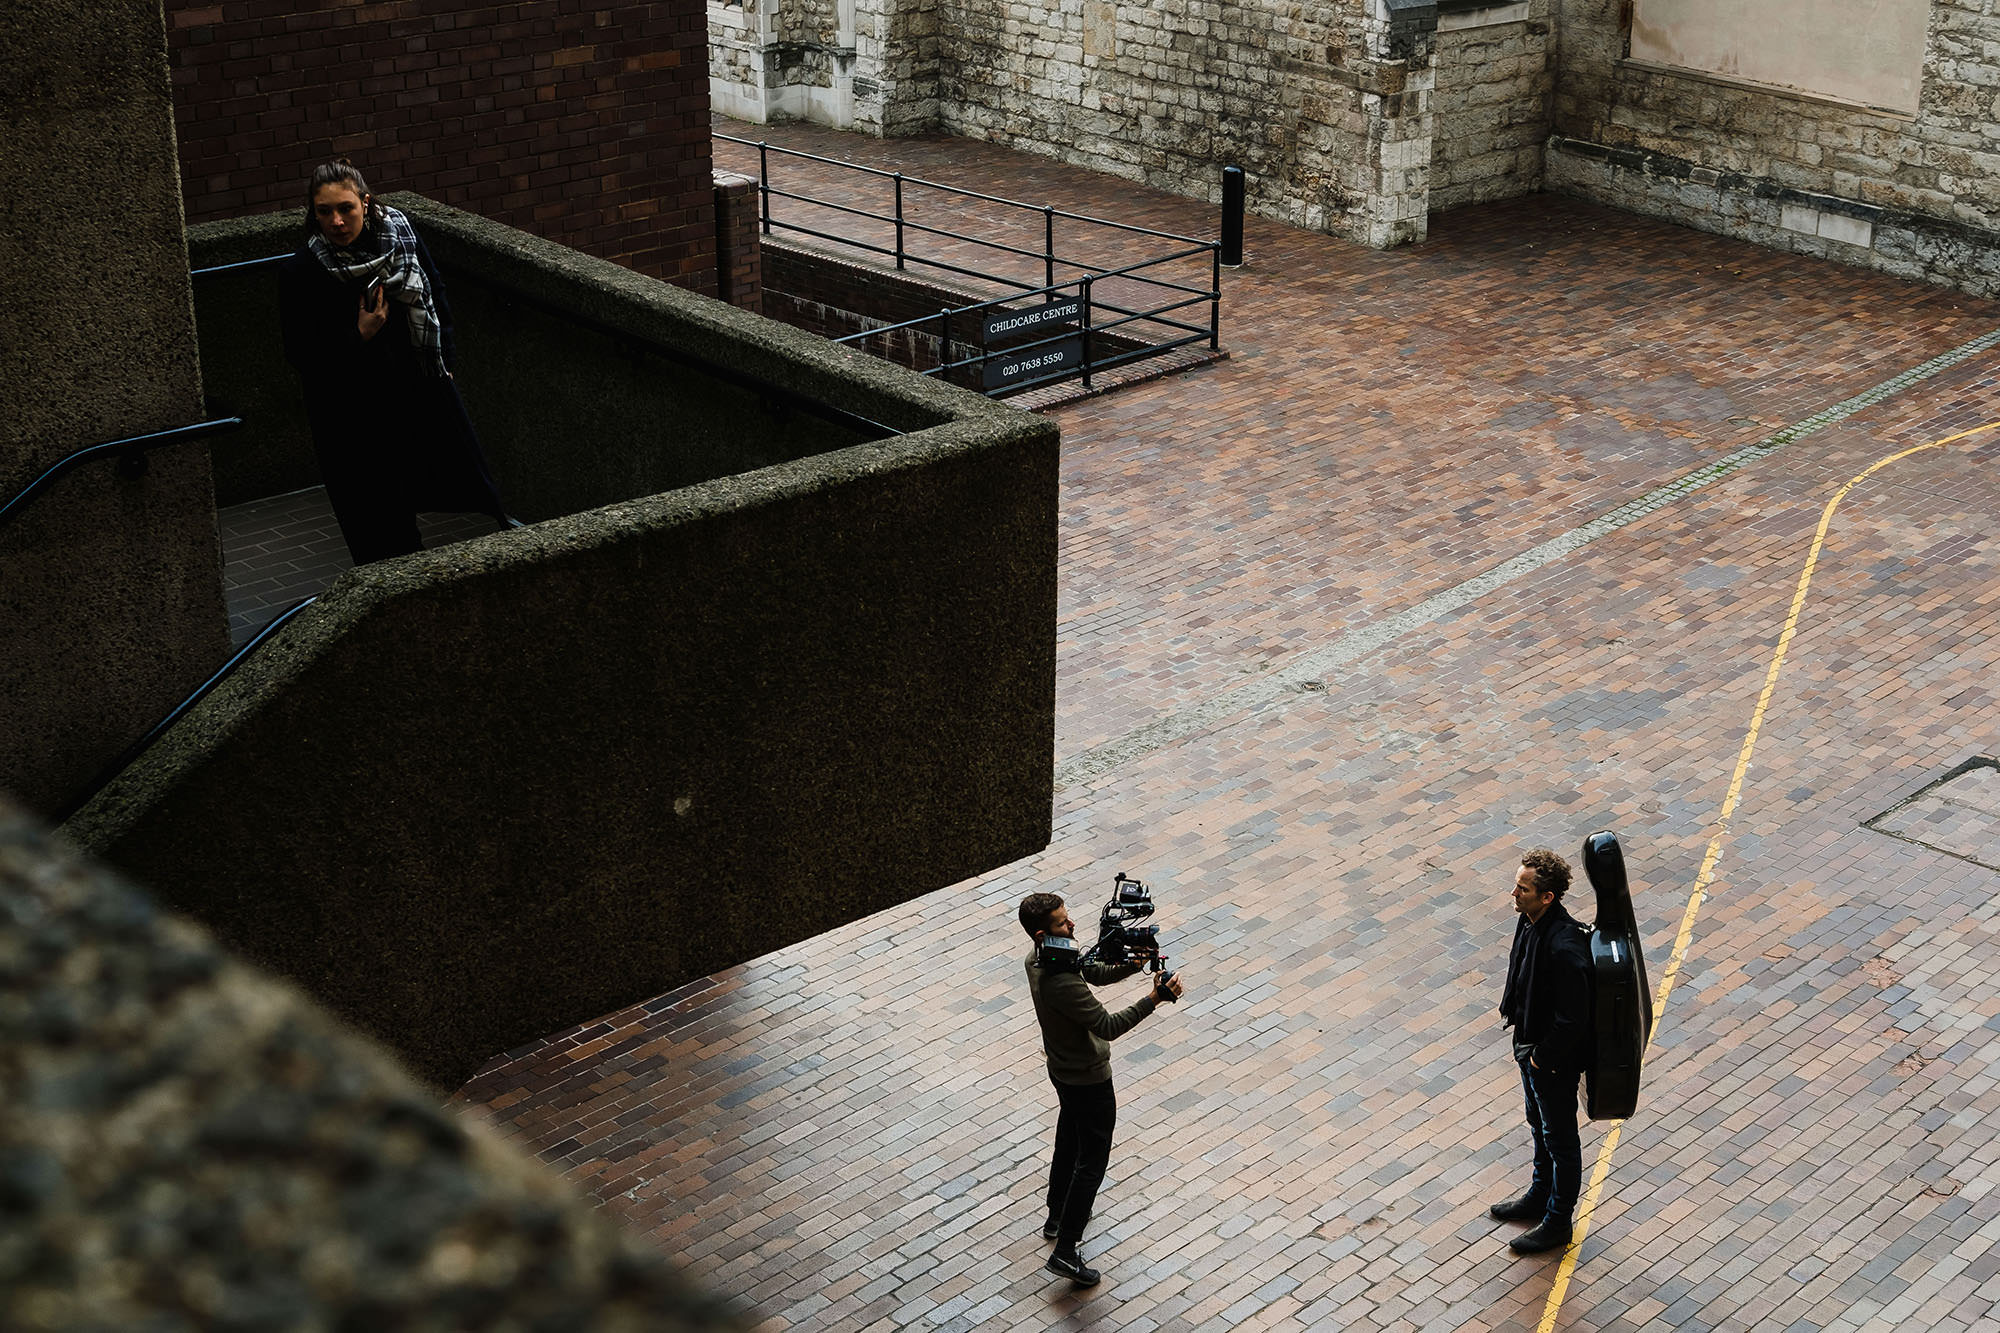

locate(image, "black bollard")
[[1220, 165, 1245, 267]]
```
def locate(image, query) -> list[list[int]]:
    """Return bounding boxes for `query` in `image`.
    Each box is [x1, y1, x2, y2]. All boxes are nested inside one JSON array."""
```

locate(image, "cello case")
[[1582, 831, 1652, 1121]]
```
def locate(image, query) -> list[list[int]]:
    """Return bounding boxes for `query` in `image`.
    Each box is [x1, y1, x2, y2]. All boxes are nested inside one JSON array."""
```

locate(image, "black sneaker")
[[1488, 1191, 1548, 1223], [1509, 1219, 1573, 1255], [1045, 1247, 1101, 1287]]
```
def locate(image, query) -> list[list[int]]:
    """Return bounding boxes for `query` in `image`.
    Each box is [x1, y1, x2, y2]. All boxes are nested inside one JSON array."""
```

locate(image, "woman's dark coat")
[[278, 223, 502, 563]]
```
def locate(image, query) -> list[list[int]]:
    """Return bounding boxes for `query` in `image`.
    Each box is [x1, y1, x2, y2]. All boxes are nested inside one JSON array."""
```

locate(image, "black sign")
[[983, 337, 1084, 391], [981, 297, 1083, 344]]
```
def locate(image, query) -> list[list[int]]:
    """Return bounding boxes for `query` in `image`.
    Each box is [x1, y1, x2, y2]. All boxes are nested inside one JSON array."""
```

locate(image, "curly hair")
[[1519, 848, 1572, 901], [1018, 892, 1064, 937]]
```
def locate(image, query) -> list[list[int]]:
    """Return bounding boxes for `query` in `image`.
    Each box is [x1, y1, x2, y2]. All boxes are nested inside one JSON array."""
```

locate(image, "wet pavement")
[[450, 119, 2000, 1332]]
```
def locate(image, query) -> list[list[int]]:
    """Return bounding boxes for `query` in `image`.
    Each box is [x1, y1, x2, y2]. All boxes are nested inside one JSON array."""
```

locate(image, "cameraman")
[[1019, 891, 1184, 1288]]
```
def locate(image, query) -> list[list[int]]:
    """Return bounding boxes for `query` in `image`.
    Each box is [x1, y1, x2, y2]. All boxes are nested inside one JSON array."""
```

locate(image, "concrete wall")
[[1551, 0, 2000, 298], [190, 199, 870, 509], [65, 209, 1060, 1089], [164, 0, 719, 292], [0, 799, 739, 1331], [0, 1, 228, 817]]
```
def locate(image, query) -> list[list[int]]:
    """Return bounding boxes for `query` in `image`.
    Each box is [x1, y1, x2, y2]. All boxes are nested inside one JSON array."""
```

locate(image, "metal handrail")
[[55, 595, 321, 823], [0, 417, 245, 533], [191, 253, 290, 277], [716, 132, 1210, 246], [732, 132, 1224, 396]]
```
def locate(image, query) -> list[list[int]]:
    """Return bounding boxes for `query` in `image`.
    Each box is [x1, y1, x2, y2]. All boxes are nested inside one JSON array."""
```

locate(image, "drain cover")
[[1864, 757, 2000, 873]]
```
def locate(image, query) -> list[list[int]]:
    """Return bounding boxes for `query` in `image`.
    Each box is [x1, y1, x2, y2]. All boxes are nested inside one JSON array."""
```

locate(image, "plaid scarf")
[[307, 205, 447, 377]]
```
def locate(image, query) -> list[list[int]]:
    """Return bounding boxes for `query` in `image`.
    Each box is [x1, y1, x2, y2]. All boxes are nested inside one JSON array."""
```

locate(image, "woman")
[[279, 160, 511, 564]]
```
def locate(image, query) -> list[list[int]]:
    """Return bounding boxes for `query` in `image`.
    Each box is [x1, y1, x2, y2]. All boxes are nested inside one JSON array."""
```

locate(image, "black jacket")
[[277, 226, 501, 525], [1499, 901, 1594, 1072]]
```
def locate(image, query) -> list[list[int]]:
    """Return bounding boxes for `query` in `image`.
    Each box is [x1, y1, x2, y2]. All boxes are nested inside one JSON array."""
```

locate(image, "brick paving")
[[453, 120, 2000, 1332], [219, 488, 497, 647]]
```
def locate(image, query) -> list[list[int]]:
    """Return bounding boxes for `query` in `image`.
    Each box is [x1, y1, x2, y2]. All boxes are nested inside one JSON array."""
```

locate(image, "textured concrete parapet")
[[0, 798, 739, 1331], [191, 197, 892, 510], [0, 0, 228, 817], [69, 204, 1059, 1089]]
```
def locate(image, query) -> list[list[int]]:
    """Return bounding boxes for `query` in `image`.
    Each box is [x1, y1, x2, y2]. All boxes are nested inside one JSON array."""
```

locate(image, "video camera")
[[1039, 872, 1177, 1000]]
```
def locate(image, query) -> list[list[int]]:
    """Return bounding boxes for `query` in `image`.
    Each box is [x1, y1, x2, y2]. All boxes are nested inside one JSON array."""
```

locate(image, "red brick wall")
[[165, 1, 717, 293], [711, 171, 761, 311]]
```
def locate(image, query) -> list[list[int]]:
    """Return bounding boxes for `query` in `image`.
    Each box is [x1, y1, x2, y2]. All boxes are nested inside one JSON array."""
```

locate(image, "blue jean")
[[1519, 1055, 1581, 1224]]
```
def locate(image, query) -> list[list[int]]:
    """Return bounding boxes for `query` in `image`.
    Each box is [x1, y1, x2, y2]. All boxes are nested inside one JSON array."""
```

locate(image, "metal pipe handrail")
[[835, 278, 1085, 342], [766, 217, 1055, 295], [717, 131, 1210, 245], [54, 594, 321, 824], [191, 253, 291, 278], [0, 418, 244, 532], [764, 205, 1068, 273], [839, 278, 1211, 349], [760, 187, 1213, 281]]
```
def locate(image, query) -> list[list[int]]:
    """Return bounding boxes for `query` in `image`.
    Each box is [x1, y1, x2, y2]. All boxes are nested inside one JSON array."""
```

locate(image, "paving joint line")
[[1052, 324, 2000, 794]]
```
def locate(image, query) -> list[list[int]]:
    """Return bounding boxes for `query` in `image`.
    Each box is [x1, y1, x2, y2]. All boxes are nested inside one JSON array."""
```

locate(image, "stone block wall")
[[936, 0, 1310, 222], [1550, 0, 2000, 297], [709, 0, 856, 127], [165, 0, 719, 292], [856, 0, 942, 133], [1429, 1, 1554, 212]]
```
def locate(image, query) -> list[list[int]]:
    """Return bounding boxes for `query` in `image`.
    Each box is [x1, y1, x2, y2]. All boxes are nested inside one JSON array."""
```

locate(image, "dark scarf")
[[307, 204, 448, 377]]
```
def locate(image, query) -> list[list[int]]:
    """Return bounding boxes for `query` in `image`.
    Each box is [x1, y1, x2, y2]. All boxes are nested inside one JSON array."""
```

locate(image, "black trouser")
[[1047, 1073, 1116, 1245], [1519, 1055, 1581, 1224]]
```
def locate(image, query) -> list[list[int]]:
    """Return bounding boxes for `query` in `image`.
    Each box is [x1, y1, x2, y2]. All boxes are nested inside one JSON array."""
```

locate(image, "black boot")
[[1509, 1218, 1573, 1255], [1046, 1244, 1101, 1287], [1488, 1190, 1548, 1222]]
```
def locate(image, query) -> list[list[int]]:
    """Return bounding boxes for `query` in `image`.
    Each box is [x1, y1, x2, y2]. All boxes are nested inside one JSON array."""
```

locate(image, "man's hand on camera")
[[1153, 972, 1184, 1004]]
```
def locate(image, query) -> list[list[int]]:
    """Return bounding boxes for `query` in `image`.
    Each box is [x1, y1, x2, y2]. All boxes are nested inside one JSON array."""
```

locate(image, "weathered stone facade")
[[714, 0, 2000, 290], [1430, 2, 1554, 212], [1548, 0, 2000, 297], [713, 0, 1442, 247], [711, 0, 855, 126]]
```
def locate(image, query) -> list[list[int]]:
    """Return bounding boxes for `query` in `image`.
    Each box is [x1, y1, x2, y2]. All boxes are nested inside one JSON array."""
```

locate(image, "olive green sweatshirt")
[[1025, 948, 1156, 1085]]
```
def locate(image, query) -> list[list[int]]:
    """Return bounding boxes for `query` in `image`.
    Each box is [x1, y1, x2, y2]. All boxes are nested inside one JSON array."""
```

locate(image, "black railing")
[[54, 594, 321, 823], [716, 133, 1222, 397], [0, 417, 245, 533]]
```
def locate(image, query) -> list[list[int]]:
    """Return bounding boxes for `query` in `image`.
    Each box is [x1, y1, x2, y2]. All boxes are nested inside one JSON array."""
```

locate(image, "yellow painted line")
[[1535, 418, 2000, 1332]]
